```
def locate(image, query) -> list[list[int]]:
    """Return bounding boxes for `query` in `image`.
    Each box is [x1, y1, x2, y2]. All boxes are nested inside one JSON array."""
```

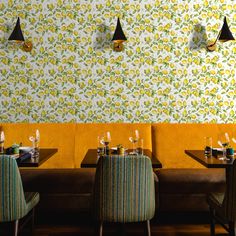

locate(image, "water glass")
[[29, 130, 40, 157], [137, 138, 144, 155], [97, 136, 104, 157], [100, 132, 111, 155], [218, 132, 230, 160], [204, 137, 212, 157], [129, 130, 139, 155]]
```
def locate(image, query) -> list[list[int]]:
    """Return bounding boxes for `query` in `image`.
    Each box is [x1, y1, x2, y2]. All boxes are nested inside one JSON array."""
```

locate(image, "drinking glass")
[[100, 132, 111, 155], [218, 132, 230, 160], [97, 135, 104, 157], [137, 138, 143, 155], [204, 137, 212, 158], [129, 130, 139, 155], [29, 129, 40, 157]]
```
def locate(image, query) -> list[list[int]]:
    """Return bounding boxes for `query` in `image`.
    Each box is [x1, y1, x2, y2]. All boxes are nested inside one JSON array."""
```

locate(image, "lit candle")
[[225, 132, 230, 142], [0, 131, 4, 153], [107, 132, 111, 140], [0, 131, 5, 142], [36, 129, 40, 141]]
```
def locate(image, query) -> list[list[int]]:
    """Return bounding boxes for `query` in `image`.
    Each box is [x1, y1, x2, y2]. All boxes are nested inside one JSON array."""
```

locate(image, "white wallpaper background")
[[0, 0, 236, 123]]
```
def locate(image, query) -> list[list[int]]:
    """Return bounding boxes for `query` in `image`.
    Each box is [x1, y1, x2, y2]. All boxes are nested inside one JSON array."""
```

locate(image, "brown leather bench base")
[[155, 168, 226, 211], [20, 168, 226, 213], [20, 168, 96, 213]]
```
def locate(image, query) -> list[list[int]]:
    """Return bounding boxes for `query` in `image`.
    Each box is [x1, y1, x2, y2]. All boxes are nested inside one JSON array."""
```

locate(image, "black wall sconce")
[[111, 17, 127, 52], [8, 17, 33, 52], [207, 16, 235, 52]]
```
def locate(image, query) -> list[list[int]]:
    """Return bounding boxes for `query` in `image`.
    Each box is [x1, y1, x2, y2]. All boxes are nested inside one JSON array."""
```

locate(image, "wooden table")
[[185, 150, 234, 206], [17, 148, 58, 167], [185, 150, 234, 168], [81, 149, 162, 168]]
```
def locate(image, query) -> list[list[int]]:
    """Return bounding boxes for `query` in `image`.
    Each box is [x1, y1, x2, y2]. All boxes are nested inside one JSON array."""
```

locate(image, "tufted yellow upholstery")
[[152, 123, 236, 168], [1, 123, 236, 169], [1, 123, 76, 168], [0, 123, 151, 168], [74, 123, 152, 168]]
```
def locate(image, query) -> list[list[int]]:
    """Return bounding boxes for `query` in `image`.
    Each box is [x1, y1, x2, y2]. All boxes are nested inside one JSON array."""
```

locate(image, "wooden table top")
[[185, 150, 234, 168], [17, 148, 58, 167], [81, 149, 162, 168]]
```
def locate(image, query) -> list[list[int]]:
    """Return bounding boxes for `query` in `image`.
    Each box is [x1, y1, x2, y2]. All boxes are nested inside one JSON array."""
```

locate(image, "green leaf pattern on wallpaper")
[[0, 0, 236, 123]]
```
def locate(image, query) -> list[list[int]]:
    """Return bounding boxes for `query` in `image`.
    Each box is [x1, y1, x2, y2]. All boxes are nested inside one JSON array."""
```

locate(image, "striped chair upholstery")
[[94, 155, 155, 235], [0, 155, 39, 235]]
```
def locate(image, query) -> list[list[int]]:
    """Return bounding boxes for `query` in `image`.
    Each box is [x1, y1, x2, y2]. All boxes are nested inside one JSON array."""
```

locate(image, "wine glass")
[[129, 130, 139, 155], [104, 132, 111, 146], [29, 129, 40, 157], [100, 132, 111, 155], [218, 132, 230, 160]]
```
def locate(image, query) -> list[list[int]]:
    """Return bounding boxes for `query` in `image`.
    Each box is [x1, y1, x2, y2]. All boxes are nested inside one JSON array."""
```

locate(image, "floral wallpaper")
[[0, 0, 236, 123]]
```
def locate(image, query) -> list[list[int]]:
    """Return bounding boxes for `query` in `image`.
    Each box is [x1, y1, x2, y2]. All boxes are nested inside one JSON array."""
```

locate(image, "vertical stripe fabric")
[[0, 155, 39, 222], [94, 155, 155, 223]]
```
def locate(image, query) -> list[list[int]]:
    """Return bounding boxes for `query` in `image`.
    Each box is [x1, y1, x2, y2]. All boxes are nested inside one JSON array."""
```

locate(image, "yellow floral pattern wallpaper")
[[0, 0, 236, 122]]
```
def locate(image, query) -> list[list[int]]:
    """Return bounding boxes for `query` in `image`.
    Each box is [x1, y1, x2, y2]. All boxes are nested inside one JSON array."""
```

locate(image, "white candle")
[[135, 130, 139, 139], [0, 131, 5, 142], [225, 132, 230, 142], [107, 132, 111, 140], [36, 129, 40, 141]]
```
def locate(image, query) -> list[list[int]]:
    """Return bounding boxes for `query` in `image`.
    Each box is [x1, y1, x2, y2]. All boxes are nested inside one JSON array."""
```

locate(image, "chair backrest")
[[94, 155, 155, 223], [223, 159, 236, 221], [0, 155, 27, 222]]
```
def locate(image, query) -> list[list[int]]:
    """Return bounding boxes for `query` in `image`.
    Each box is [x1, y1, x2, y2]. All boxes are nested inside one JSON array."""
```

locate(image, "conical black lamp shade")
[[8, 17, 25, 41], [219, 16, 235, 42], [112, 18, 127, 42]]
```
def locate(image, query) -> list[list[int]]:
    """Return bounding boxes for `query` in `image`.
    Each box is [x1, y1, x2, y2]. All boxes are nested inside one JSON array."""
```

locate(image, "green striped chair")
[[94, 155, 155, 236], [0, 155, 40, 236]]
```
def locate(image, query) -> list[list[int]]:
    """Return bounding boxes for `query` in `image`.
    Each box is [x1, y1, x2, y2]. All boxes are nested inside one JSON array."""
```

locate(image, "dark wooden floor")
[[2, 212, 228, 236], [35, 212, 227, 236], [33, 224, 227, 236]]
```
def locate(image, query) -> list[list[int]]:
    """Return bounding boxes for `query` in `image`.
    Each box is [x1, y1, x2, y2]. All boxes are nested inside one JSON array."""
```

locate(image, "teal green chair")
[[94, 155, 155, 236], [0, 155, 40, 236]]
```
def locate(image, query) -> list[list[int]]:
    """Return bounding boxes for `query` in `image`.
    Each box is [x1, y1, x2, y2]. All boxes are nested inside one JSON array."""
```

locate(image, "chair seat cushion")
[[25, 192, 40, 213]]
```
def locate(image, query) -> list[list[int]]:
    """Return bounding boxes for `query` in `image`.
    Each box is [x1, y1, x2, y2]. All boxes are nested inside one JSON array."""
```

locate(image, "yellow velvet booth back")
[[74, 123, 152, 168], [2, 122, 235, 169], [152, 123, 236, 168], [1, 123, 76, 168]]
